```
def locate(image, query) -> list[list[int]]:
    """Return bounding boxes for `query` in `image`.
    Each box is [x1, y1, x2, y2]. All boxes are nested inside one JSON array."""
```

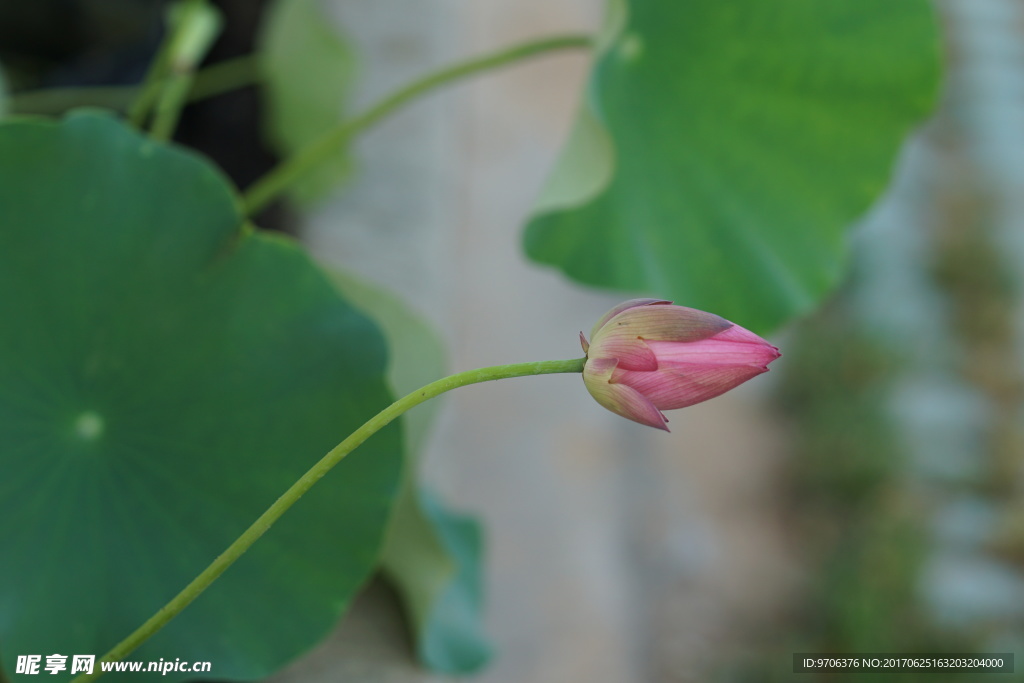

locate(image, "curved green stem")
[[71, 357, 586, 682], [126, 22, 177, 127], [128, 0, 214, 129], [149, 73, 195, 141], [241, 32, 592, 216], [148, 0, 222, 141], [186, 54, 261, 102]]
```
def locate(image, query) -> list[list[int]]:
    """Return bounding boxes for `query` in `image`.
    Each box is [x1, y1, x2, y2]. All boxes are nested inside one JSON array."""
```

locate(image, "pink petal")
[[590, 298, 672, 339], [613, 363, 770, 411], [706, 323, 776, 345], [596, 305, 732, 345], [606, 383, 670, 430], [645, 337, 780, 368], [585, 356, 618, 381], [589, 335, 658, 371], [583, 358, 669, 430]]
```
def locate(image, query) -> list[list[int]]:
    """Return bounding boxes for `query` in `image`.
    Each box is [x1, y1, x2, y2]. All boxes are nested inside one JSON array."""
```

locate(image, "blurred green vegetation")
[[721, 147, 1024, 680], [721, 294, 984, 683]]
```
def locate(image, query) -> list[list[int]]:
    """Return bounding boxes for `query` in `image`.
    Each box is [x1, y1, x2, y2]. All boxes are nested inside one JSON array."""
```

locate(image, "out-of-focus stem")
[[241, 33, 592, 215]]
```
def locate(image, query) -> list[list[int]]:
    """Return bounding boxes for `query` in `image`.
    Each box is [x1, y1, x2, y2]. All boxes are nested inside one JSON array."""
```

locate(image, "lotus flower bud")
[[581, 299, 781, 431]]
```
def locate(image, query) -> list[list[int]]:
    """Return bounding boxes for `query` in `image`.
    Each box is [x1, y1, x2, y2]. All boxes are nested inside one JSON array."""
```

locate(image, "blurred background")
[[3, 0, 1023, 681]]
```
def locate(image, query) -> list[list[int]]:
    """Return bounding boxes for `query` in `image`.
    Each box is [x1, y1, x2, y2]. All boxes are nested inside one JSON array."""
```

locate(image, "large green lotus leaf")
[[259, 0, 355, 204], [525, 0, 940, 334], [0, 110, 402, 680], [331, 272, 492, 674]]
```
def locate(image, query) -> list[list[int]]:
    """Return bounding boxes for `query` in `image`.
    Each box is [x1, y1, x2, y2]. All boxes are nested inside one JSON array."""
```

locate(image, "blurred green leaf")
[[0, 110, 401, 680], [401, 489, 490, 674], [525, 0, 940, 334], [259, 0, 355, 204], [332, 272, 493, 674]]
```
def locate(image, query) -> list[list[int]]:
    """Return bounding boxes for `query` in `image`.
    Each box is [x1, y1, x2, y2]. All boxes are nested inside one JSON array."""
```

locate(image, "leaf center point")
[[73, 411, 105, 442]]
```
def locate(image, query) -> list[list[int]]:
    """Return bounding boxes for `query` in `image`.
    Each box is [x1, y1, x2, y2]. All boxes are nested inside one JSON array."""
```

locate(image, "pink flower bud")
[[581, 299, 781, 431]]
